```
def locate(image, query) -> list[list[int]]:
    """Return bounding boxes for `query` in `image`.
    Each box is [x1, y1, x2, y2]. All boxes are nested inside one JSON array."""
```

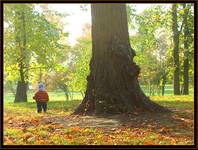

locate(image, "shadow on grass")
[[91, 100, 194, 140]]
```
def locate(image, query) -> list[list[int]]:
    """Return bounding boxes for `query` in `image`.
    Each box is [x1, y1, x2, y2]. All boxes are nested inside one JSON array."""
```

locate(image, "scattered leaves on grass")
[[4, 96, 194, 145]]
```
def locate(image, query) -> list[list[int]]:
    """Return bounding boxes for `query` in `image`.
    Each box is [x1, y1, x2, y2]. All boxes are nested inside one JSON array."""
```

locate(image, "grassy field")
[[140, 84, 194, 96], [3, 91, 83, 103], [3, 93, 194, 145], [4, 83, 194, 103]]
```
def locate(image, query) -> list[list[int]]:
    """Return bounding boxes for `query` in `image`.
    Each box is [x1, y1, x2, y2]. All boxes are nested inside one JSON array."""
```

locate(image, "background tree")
[[181, 4, 194, 95], [128, 4, 194, 96], [4, 4, 35, 102], [128, 5, 172, 96], [70, 23, 92, 97], [4, 4, 68, 102], [171, 4, 192, 95], [172, 4, 181, 95]]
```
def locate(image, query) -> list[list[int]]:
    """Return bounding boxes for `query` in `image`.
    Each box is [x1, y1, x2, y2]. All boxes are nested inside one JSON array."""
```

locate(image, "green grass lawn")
[[4, 84, 194, 103], [3, 93, 194, 145], [140, 84, 194, 96], [4, 91, 83, 103]]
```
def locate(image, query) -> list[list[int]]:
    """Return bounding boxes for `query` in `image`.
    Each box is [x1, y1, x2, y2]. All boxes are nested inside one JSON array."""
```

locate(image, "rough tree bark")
[[14, 10, 28, 102], [73, 4, 168, 115], [183, 4, 190, 95], [172, 4, 180, 95]]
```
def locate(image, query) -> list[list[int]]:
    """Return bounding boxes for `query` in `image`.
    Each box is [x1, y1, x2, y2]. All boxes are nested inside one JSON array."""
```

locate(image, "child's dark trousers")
[[36, 101, 47, 113]]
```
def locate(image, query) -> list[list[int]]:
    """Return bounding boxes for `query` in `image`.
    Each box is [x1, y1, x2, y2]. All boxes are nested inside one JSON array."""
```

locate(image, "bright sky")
[[47, 4, 154, 46], [47, 4, 91, 46]]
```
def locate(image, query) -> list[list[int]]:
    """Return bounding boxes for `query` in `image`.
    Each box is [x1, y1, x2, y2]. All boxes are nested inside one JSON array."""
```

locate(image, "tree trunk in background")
[[162, 85, 165, 96], [15, 60, 28, 102], [161, 72, 167, 96], [172, 4, 180, 95], [183, 4, 190, 95], [15, 81, 28, 102], [73, 4, 168, 115], [14, 10, 28, 102], [161, 79, 165, 96]]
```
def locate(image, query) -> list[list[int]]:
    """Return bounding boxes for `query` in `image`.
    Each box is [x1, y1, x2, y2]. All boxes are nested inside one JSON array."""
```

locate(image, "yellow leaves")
[[71, 126, 81, 132], [4, 114, 13, 123], [52, 123, 64, 129], [4, 137, 13, 145], [84, 128, 90, 133], [170, 139, 177, 145], [132, 128, 145, 136], [8, 120, 13, 125], [3, 124, 191, 145], [143, 140, 154, 145], [31, 119, 40, 126], [86, 138, 95, 144], [44, 123, 64, 133], [23, 132, 32, 140], [38, 139, 46, 145]]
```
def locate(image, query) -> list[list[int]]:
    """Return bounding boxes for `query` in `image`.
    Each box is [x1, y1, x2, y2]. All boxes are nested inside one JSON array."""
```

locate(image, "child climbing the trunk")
[[33, 83, 49, 113]]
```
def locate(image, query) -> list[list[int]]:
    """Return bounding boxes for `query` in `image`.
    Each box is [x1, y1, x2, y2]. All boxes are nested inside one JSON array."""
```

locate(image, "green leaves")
[[69, 27, 92, 93], [127, 4, 194, 95], [4, 4, 69, 90]]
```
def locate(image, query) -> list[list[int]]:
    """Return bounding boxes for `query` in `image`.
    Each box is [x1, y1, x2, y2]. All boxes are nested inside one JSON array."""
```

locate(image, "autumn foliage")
[[4, 95, 194, 145]]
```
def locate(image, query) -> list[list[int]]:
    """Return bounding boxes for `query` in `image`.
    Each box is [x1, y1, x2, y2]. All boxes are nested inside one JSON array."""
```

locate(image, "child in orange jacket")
[[33, 83, 49, 113]]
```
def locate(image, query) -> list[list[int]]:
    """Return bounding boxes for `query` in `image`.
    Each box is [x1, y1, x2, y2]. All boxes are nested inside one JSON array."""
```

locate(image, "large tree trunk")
[[14, 10, 28, 102], [73, 4, 168, 115], [172, 4, 180, 95]]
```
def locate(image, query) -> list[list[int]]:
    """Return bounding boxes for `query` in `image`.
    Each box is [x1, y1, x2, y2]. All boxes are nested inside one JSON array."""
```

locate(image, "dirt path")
[[41, 115, 122, 128], [40, 109, 193, 139]]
